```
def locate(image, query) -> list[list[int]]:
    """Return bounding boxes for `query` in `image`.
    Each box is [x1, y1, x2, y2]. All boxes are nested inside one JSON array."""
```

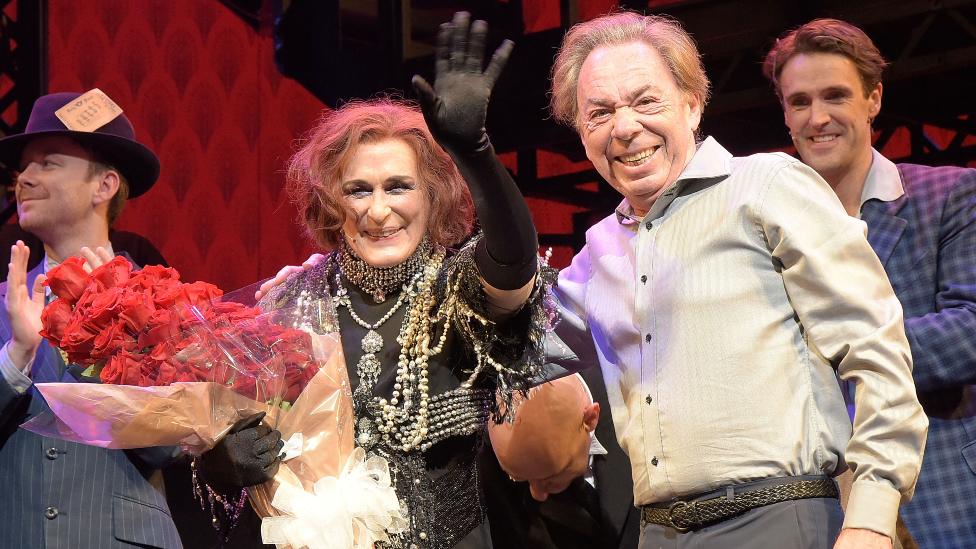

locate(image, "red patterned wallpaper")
[[45, 1, 601, 286], [47, 0, 324, 291], [46, 2, 967, 286]]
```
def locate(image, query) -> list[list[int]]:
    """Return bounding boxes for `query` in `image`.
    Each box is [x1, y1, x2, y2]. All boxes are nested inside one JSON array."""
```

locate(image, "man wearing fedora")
[[0, 91, 183, 549]]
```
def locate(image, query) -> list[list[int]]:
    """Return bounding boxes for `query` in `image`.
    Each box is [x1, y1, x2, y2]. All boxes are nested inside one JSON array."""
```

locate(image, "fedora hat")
[[0, 91, 160, 198]]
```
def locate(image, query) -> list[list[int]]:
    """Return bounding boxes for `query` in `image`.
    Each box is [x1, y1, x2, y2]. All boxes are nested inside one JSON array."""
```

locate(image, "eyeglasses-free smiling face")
[[16, 135, 104, 237], [576, 41, 701, 217], [340, 138, 431, 268], [778, 52, 881, 186]]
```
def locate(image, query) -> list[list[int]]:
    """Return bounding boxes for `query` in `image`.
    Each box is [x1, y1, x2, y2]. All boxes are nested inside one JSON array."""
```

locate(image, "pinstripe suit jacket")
[[860, 161, 976, 548], [0, 262, 182, 549]]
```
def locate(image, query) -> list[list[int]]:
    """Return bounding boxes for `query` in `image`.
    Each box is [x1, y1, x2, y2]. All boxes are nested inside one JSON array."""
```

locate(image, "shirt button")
[[645, 333, 652, 343], [645, 395, 653, 404], [645, 221, 653, 230], [44, 507, 58, 520], [45, 447, 59, 460], [640, 275, 647, 284], [651, 457, 659, 467]]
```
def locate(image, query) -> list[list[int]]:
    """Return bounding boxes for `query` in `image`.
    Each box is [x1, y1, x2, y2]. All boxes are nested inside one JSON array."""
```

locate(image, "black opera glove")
[[411, 11, 514, 155], [412, 11, 536, 290], [200, 411, 283, 488]]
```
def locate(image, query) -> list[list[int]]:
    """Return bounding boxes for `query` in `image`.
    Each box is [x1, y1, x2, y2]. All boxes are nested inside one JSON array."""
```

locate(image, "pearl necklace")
[[334, 269, 418, 400], [334, 246, 448, 452]]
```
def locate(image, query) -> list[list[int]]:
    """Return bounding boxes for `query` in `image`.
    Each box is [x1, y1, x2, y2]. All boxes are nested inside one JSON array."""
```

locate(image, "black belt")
[[640, 477, 838, 532]]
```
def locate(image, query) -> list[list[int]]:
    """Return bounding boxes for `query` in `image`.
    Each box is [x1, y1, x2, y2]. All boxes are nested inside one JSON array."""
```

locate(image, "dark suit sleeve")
[[0, 285, 29, 428], [906, 169, 976, 392], [128, 445, 184, 470], [0, 372, 27, 429]]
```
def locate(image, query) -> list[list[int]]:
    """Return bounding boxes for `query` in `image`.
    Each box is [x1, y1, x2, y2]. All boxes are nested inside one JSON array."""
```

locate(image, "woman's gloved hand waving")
[[411, 12, 538, 294], [411, 11, 513, 155]]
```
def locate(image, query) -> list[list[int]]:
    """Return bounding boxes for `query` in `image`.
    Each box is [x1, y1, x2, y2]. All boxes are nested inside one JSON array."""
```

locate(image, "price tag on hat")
[[54, 88, 124, 132]]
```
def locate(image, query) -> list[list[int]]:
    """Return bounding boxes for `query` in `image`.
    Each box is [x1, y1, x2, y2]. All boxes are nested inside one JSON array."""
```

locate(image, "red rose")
[[173, 337, 196, 354], [150, 282, 185, 309], [99, 355, 123, 384], [206, 302, 260, 326], [154, 359, 177, 385], [155, 357, 194, 386], [119, 291, 156, 332], [205, 301, 244, 317], [70, 281, 102, 319], [39, 298, 73, 346], [89, 256, 132, 289], [87, 286, 126, 327], [90, 319, 128, 360], [282, 378, 303, 403], [231, 370, 258, 398], [59, 316, 99, 363], [138, 309, 180, 348], [302, 362, 320, 383], [148, 341, 176, 362], [181, 281, 223, 308], [127, 265, 180, 292], [99, 350, 143, 385], [45, 257, 90, 304], [185, 350, 218, 382], [280, 360, 312, 402]]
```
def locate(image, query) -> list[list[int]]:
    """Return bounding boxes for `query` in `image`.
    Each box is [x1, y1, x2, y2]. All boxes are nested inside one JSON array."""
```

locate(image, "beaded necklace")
[[334, 244, 449, 452], [335, 270, 416, 402], [338, 237, 431, 303]]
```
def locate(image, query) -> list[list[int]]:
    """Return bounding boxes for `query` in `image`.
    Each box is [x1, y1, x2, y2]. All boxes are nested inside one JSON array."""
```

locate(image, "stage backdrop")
[[45, 0, 606, 289], [48, 0, 329, 291], [45, 0, 947, 289]]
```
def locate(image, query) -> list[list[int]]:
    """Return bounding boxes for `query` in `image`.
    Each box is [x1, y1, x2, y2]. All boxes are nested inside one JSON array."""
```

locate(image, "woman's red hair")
[[287, 98, 475, 250]]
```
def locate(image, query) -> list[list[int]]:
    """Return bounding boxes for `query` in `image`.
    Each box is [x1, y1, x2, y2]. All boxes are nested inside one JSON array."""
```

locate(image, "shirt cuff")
[[0, 342, 34, 394], [842, 479, 900, 539]]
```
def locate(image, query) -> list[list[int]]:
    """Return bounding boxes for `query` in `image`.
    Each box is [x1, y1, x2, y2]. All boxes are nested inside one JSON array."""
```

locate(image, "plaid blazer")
[[0, 262, 182, 549], [861, 162, 976, 548]]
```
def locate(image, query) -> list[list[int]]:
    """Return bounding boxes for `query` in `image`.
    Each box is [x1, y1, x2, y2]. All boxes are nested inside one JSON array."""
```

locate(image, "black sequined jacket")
[[260, 238, 556, 548]]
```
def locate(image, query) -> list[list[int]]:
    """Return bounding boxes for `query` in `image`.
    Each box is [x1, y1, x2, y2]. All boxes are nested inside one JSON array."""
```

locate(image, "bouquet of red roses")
[[23, 256, 329, 453], [22, 257, 407, 548], [40, 256, 317, 397]]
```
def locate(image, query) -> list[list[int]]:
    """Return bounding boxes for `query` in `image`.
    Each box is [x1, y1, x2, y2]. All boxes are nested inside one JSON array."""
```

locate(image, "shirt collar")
[[860, 148, 904, 207], [615, 136, 732, 224]]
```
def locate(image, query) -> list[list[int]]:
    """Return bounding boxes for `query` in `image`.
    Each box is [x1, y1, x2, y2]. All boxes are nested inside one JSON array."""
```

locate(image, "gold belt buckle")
[[667, 500, 695, 533]]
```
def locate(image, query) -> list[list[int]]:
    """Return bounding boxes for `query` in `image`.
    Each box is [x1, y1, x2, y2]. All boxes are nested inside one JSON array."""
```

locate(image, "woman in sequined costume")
[[252, 14, 550, 548]]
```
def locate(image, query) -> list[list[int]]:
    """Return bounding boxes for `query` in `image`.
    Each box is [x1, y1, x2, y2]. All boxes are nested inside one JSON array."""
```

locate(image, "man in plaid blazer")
[[765, 19, 976, 548]]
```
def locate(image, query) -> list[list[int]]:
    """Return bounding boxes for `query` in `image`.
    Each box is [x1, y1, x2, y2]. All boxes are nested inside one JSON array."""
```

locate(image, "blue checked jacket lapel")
[[861, 196, 908, 267]]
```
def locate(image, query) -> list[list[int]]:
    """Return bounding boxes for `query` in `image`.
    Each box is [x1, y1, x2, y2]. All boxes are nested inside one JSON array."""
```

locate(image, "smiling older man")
[[254, 11, 929, 548], [539, 12, 927, 549]]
